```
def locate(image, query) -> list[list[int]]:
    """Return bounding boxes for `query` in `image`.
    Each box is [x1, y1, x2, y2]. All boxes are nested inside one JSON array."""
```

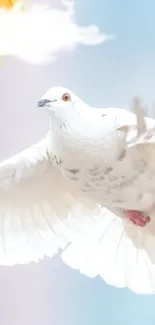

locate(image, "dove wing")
[[118, 101, 155, 194], [0, 139, 104, 265]]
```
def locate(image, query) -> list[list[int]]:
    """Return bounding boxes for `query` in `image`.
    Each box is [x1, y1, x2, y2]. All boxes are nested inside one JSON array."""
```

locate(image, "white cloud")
[[0, 0, 112, 64]]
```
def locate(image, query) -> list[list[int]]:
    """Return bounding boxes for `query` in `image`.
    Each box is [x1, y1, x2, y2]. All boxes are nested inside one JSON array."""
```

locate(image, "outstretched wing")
[[117, 99, 155, 194], [115, 98, 155, 147], [0, 139, 103, 265]]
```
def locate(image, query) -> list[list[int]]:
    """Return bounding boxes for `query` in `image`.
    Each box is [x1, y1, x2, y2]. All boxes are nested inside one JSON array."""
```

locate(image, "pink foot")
[[127, 210, 151, 227]]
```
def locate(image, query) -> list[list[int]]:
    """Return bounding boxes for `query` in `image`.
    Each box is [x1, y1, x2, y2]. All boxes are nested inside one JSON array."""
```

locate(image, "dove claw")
[[127, 210, 151, 227]]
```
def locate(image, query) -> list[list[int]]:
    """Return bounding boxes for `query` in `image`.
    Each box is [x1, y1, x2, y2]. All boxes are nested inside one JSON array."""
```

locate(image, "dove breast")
[[45, 107, 155, 213]]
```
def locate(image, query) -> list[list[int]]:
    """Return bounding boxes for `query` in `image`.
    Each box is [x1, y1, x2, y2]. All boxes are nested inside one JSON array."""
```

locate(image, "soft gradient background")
[[0, 0, 155, 324]]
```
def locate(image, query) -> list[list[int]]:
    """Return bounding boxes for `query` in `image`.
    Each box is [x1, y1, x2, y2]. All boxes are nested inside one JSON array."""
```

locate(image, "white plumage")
[[1, 87, 155, 294]]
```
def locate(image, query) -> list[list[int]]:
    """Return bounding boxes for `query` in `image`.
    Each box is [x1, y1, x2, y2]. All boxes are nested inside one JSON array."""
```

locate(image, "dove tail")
[[61, 208, 155, 295]]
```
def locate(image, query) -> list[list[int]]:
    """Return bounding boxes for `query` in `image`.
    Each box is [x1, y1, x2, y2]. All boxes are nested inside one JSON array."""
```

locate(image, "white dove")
[[1, 87, 155, 295]]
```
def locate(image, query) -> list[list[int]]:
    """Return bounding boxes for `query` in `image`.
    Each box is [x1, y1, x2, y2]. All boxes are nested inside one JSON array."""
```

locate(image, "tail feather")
[[62, 209, 155, 294]]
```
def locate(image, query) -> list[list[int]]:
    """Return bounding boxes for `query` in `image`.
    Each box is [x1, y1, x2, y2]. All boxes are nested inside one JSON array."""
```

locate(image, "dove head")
[[37, 87, 86, 121]]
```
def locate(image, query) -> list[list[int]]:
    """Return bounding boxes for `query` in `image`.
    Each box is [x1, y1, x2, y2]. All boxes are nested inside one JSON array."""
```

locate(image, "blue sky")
[[70, 0, 155, 111], [1, 1, 155, 325], [43, 257, 155, 325]]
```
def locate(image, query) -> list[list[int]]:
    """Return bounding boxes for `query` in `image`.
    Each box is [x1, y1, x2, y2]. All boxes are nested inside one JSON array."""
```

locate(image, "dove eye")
[[62, 93, 71, 102]]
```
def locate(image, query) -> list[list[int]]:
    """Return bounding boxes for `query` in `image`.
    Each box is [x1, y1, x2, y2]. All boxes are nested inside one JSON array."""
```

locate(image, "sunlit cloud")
[[0, 0, 113, 64]]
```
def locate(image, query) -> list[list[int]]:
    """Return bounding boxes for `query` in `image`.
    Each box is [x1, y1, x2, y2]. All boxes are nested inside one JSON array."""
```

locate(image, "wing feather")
[[0, 139, 103, 265]]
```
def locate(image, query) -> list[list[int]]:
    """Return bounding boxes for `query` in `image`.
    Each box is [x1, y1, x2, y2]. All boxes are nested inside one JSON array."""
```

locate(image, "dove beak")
[[37, 99, 57, 107]]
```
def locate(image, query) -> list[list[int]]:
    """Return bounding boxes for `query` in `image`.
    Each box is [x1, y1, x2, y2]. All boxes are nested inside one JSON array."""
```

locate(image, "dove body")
[[43, 87, 155, 213]]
